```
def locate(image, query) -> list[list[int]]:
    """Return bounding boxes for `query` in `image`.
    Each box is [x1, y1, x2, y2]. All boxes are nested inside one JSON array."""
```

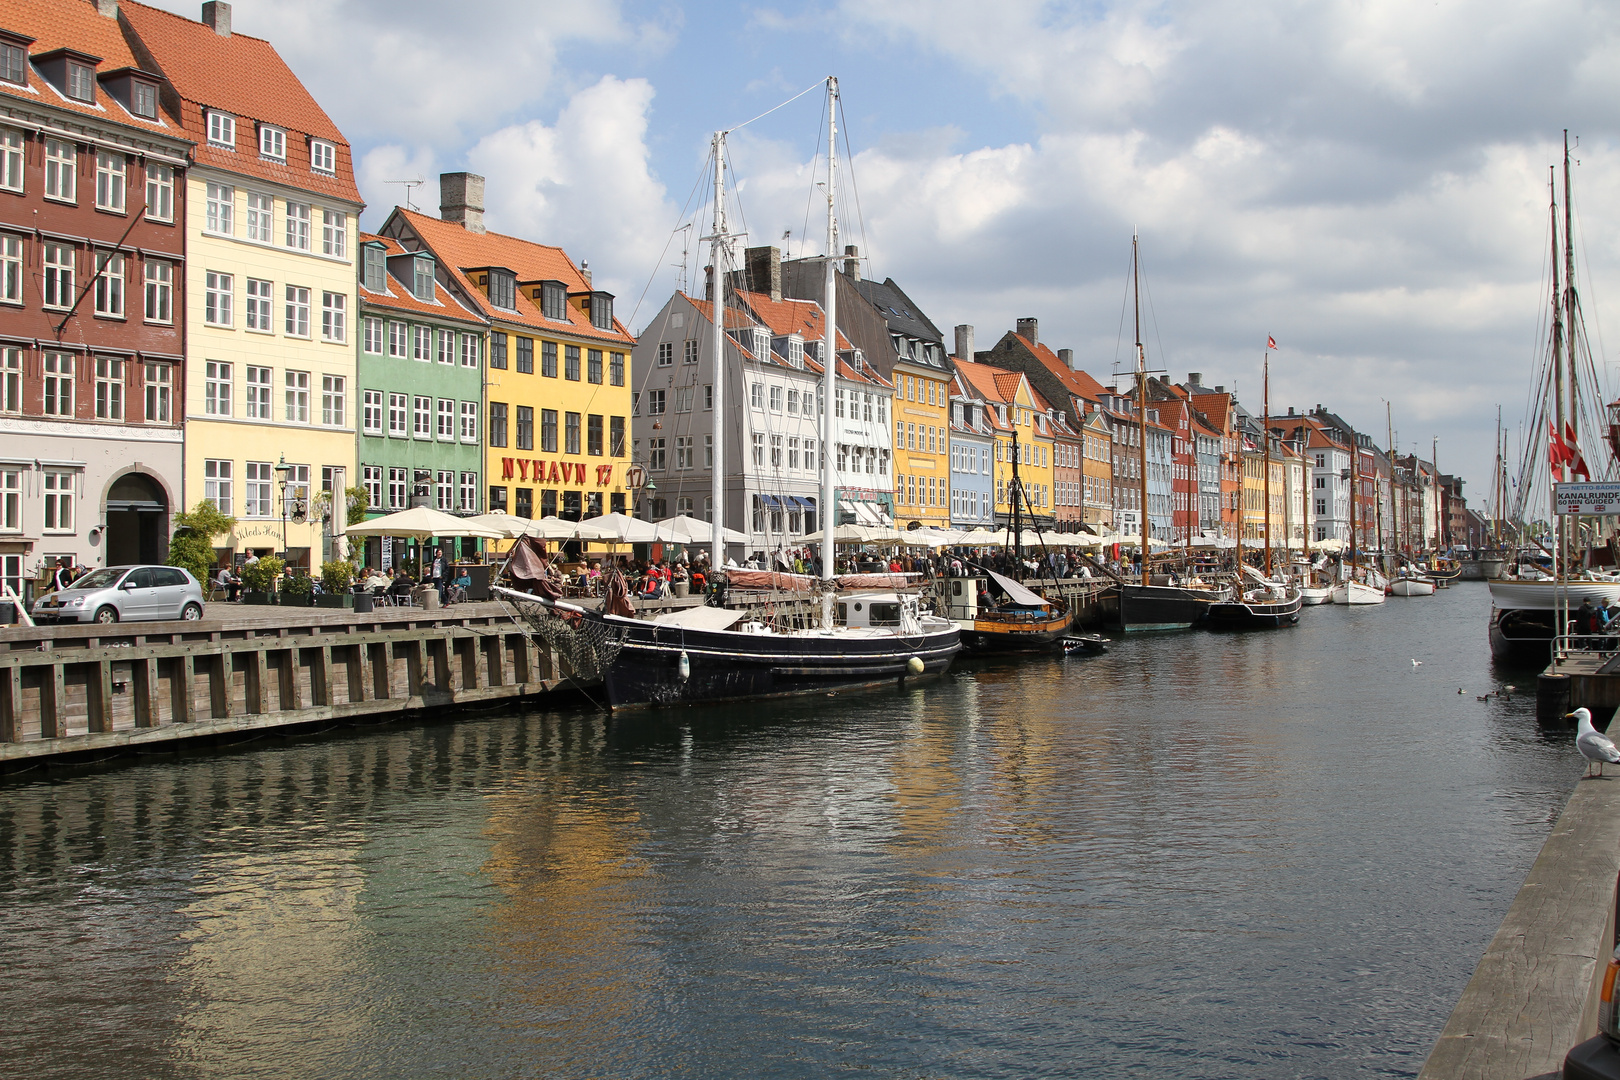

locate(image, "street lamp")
[[274, 455, 292, 554]]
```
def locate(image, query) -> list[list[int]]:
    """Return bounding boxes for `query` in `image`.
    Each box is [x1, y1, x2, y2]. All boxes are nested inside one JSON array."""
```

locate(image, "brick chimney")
[[744, 245, 781, 302], [439, 172, 485, 234], [1017, 317, 1038, 346], [201, 1, 230, 36], [843, 244, 860, 282], [954, 324, 975, 362]]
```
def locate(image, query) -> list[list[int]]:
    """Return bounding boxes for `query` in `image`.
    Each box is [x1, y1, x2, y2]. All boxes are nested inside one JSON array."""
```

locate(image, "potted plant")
[[280, 567, 315, 606], [316, 560, 356, 608], [240, 554, 283, 604]]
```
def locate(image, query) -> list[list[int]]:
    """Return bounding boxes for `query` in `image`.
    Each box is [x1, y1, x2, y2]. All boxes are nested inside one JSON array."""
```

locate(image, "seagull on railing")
[[1569, 708, 1620, 778]]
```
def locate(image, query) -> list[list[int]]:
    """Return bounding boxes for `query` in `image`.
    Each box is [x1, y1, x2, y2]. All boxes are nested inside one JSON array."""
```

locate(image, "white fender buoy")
[[677, 650, 691, 681], [907, 656, 925, 675]]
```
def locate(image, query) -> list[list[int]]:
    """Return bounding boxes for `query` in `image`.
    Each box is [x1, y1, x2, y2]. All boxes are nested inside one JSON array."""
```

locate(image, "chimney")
[[1058, 348, 1075, 370], [744, 245, 782, 302], [201, 1, 230, 35], [1017, 317, 1038, 346], [843, 244, 860, 282], [954, 324, 975, 362], [1214, 385, 1225, 393], [95, 0, 118, 16], [580, 259, 591, 287], [1187, 372, 1202, 386], [439, 172, 486, 234]]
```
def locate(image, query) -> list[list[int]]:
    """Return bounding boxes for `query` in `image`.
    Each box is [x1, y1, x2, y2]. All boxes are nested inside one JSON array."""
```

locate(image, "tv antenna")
[[385, 177, 425, 212]]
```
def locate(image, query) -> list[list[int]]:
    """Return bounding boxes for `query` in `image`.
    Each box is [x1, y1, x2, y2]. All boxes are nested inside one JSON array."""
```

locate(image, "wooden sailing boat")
[[1387, 403, 1436, 596], [1332, 424, 1386, 605]]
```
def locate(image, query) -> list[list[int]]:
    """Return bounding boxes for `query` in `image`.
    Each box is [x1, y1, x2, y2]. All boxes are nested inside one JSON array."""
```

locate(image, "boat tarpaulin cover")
[[986, 569, 1048, 607], [649, 607, 748, 630], [506, 536, 562, 601], [837, 573, 913, 588], [729, 569, 817, 590]]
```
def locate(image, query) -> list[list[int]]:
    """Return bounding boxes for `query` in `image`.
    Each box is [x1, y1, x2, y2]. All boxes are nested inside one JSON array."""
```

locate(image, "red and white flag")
[[1266, 335, 1277, 350], [1550, 421, 1572, 468], [1567, 421, 1592, 480]]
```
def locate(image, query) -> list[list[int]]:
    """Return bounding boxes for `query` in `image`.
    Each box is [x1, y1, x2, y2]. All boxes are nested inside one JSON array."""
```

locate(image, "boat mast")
[[818, 76, 838, 615], [1432, 436, 1440, 553], [708, 132, 728, 576], [1550, 167, 1566, 578], [1010, 427, 1024, 569], [1263, 353, 1272, 577], [1564, 131, 1579, 447], [1386, 401, 1397, 570], [1134, 232, 1150, 587], [1348, 427, 1359, 578]]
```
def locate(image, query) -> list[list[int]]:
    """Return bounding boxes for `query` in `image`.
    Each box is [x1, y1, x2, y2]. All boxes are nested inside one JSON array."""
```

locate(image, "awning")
[[757, 494, 783, 510], [986, 569, 1049, 608], [787, 496, 815, 510]]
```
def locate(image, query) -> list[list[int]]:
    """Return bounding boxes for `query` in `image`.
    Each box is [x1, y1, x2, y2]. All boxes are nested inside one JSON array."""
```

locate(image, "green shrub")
[[321, 560, 355, 593], [281, 567, 314, 597], [166, 500, 238, 586], [240, 555, 283, 593]]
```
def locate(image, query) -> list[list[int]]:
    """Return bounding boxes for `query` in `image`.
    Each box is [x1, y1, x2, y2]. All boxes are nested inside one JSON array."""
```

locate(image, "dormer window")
[[0, 39, 28, 87], [258, 124, 285, 162], [538, 281, 567, 321], [361, 243, 385, 293], [207, 111, 235, 149], [588, 291, 614, 331], [487, 268, 515, 310], [412, 256, 435, 302], [787, 335, 804, 368], [750, 328, 769, 360], [310, 139, 335, 175], [130, 80, 157, 119], [67, 61, 94, 102]]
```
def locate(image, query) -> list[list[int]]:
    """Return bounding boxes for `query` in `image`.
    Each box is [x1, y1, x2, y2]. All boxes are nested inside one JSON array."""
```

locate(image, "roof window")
[[33, 47, 100, 104], [537, 281, 567, 321], [361, 242, 385, 293], [309, 139, 335, 176], [207, 110, 235, 149], [412, 256, 435, 302], [258, 124, 285, 162], [588, 290, 614, 331], [67, 60, 94, 101], [487, 268, 515, 311], [0, 35, 29, 86]]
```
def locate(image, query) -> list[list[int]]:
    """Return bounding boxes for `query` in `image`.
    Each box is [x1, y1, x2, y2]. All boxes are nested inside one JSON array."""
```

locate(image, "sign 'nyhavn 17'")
[[500, 459, 616, 486]]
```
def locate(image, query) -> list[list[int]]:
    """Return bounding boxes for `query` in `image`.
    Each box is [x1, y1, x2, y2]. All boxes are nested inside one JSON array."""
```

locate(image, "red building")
[[0, 0, 190, 595]]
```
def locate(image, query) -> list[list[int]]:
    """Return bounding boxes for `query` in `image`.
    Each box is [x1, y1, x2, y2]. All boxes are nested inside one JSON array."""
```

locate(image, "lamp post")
[[274, 455, 293, 554]]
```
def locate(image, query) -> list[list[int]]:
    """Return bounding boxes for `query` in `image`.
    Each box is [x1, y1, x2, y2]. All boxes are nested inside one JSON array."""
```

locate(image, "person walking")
[[431, 547, 450, 606], [51, 557, 75, 592]]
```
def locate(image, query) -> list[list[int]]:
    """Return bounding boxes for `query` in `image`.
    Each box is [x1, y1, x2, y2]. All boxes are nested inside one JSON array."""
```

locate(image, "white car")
[[32, 565, 206, 624]]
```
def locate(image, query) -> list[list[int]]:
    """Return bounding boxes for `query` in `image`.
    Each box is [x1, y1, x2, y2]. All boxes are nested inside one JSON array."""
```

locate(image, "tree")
[[345, 485, 370, 525], [166, 500, 237, 586]]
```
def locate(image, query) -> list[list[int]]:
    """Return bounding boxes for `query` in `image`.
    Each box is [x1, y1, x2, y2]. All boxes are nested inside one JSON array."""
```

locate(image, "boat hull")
[[960, 611, 1074, 652], [1207, 592, 1303, 628], [1300, 587, 1334, 606], [1488, 605, 1559, 665], [1487, 579, 1620, 609], [1116, 583, 1220, 631], [595, 614, 963, 710], [1331, 581, 1386, 605], [1390, 577, 1436, 596]]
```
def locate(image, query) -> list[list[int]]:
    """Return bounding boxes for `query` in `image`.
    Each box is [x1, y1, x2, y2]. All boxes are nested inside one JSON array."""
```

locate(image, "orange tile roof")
[[392, 208, 634, 346], [734, 289, 853, 351], [118, 0, 359, 202], [1190, 392, 1233, 433], [682, 293, 759, 333], [357, 233, 486, 325], [0, 0, 182, 137]]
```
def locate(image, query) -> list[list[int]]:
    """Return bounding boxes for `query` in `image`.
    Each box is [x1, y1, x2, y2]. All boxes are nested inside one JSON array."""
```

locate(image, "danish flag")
[[1551, 421, 1592, 479], [1266, 336, 1277, 350]]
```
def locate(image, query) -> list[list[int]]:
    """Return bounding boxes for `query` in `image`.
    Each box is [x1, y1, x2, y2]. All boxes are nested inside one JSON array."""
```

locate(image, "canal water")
[[0, 584, 1580, 1078]]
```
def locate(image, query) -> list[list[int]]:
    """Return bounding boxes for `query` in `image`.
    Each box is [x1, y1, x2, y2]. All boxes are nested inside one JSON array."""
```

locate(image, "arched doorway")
[[105, 473, 169, 565]]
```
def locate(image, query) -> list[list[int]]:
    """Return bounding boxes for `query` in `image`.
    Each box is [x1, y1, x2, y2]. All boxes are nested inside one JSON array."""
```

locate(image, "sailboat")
[[1385, 403, 1435, 596], [496, 79, 962, 708], [1115, 234, 1225, 631], [1331, 423, 1386, 605]]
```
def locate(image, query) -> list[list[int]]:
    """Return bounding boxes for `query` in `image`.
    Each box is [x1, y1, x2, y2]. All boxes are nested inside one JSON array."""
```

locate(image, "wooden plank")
[[87, 659, 114, 734], [373, 641, 393, 701], [429, 639, 450, 694], [172, 655, 197, 723], [243, 651, 267, 715], [133, 658, 160, 728], [348, 642, 371, 704], [277, 647, 303, 712], [485, 635, 504, 689], [208, 653, 232, 720], [41, 664, 65, 739], [459, 636, 480, 692], [403, 639, 425, 697], [314, 646, 334, 708], [0, 664, 20, 741]]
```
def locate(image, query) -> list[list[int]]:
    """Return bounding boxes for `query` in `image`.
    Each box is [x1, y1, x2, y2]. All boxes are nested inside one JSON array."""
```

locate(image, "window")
[[0, 348, 17, 413], [43, 472, 74, 532], [489, 332, 507, 369], [435, 328, 454, 365], [540, 340, 556, 377], [835, 387, 844, 417], [66, 62, 94, 102], [259, 125, 286, 161], [205, 361, 231, 416], [321, 292, 346, 342], [649, 438, 666, 471], [95, 152, 126, 211], [244, 191, 272, 242], [0, 129, 20, 192], [516, 337, 533, 374], [566, 412, 581, 455], [230, 278, 269, 333], [42, 243, 74, 309], [285, 370, 309, 422], [487, 269, 514, 310], [412, 257, 433, 300], [284, 201, 310, 250], [611, 351, 624, 386], [515, 405, 534, 450], [771, 435, 783, 467], [461, 334, 479, 368], [684, 339, 699, 365], [657, 342, 673, 367], [285, 286, 310, 337], [44, 140, 75, 202], [460, 472, 478, 513], [93, 252, 124, 317], [646, 389, 665, 415], [235, 461, 269, 517], [388, 393, 408, 437], [322, 375, 345, 426], [0, 42, 22, 87], [611, 416, 625, 456], [94, 357, 124, 420], [805, 439, 815, 473], [208, 111, 236, 149], [388, 322, 407, 358], [488, 402, 507, 447], [144, 363, 172, 423], [311, 140, 336, 175], [42, 353, 73, 416], [676, 435, 692, 470], [675, 386, 693, 413], [203, 270, 232, 325], [145, 163, 173, 222], [245, 366, 271, 419], [362, 390, 383, 434], [387, 468, 407, 511], [540, 409, 557, 453], [587, 349, 603, 384], [460, 401, 478, 443], [412, 325, 432, 362], [363, 317, 383, 354], [565, 345, 580, 381], [789, 437, 800, 469], [414, 396, 432, 439], [590, 294, 613, 330], [130, 80, 157, 120], [322, 210, 346, 258], [206, 181, 233, 233], [705, 433, 714, 468], [752, 432, 764, 467], [204, 460, 232, 516], [436, 471, 454, 511], [770, 385, 783, 412], [437, 398, 454, 440], [787, 389, 799, 415], [360, 465, 382, 509]]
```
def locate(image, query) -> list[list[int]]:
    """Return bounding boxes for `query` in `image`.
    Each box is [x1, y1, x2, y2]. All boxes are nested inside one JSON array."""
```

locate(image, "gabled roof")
[[852, 276, 944, 347], [732, 288, 852, 351], [0, 0, 180, 137], [357, 233, 485, 325], [389, 208, 633, 346], [1190, 392, 1233, 434], [119, 1, 358, 202]]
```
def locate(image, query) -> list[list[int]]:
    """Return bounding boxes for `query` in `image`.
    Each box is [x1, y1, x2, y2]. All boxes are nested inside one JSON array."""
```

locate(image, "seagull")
[[1458, 688, 1464, 694], [1412, 659, 1423, 668], [1569, 708, 1620, 778]]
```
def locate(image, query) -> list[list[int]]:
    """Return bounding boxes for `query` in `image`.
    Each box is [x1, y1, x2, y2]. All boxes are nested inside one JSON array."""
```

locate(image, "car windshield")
[[69, 568, 125, 591]]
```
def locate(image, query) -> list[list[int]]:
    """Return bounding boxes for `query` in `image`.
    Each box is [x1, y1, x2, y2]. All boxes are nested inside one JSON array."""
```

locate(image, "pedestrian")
[[51, 556, 75, 592], [432, 546, 450, 605], [1577, 596, 1598, 636]]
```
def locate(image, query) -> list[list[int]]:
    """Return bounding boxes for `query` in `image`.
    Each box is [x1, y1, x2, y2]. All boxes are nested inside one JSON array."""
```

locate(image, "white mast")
[[819, 76, 839, 620], [709, 132, 728, 574]]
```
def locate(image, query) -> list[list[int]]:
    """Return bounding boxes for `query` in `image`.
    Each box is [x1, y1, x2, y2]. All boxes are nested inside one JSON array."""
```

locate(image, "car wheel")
[[94, 606, 118, 624], [181, 602, 203, 621]]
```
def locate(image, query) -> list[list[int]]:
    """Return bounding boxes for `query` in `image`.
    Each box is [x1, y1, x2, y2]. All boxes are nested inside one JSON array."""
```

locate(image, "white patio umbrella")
[[652, 515, 748, 545], [519, 515, 621, 541], [580, 512, 662, 543], [459, 511, 534, 539], [802, 523, 905, 544], [345, 506, 505, 539], [899, 527, 958, 547], [952, 527, 1006, 546], [1310, 537, 1347, 552], [1109, 534, 1171, 549]]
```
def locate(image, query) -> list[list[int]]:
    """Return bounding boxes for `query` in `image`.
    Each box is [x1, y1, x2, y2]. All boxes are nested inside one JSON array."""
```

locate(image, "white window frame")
[[321, 210, 346, 258], [362, 390, 383, 435], [93, 251, 124, 317], [0, 128, 22, 193], [245, 277, 272, 332], [204, 459, 233, 516], [0, 347, 18, 414], [362, 465, 382, 509], [321, 374, 345, 427], [207, 111, 236, 149], [43, 471, 74, 533], [43, 352, 73, 416], [44, 140, 75, 202], [387, 393, 407, 437], [436, 397, 455, 440], [460, 400, 478, 443], [258, 124, 286, 162], [284, 201, 310, 251], [284, 285, 310, 337], [362, 317, 383, 354], [205, 181, 233, 235], [95, 152, 126, 212], [42, 243, 74, 310], [244, 191, 273, 243], [245, 365, 271, 420], [461, 333, 479, 368], [285, 369, 309, 423], [321, 291, 346, 343], [310, 139, 336, 176], [388, 322, 407, 358], [0, 234, 17, 304], [205, 360, 232, 417], [204, 271, 232, 326], [459, 472, 477, 513], [144, 361, 172, 424], [93, 356, 124, 420], [413, 395, 431, 439], [144, 163, 173, 222]]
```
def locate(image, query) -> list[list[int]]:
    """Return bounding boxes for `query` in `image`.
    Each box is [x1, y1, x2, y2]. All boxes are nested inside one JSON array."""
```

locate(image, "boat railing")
[[1551, 631, 1620, 664]]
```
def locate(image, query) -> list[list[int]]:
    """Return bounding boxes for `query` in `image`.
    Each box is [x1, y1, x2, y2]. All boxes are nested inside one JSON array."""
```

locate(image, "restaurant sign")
[[499, 459, 615, 486]]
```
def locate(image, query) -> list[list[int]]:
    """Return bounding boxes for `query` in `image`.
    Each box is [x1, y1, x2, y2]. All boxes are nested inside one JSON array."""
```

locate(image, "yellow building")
[[892, 360, 952, 529], [954, 361, 1055, 528], [125, 3, 364, 565], [379, 180, 634, 524]]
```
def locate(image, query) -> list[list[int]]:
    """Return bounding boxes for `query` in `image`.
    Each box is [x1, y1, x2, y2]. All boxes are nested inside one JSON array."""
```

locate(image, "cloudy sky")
[[152, 0, 1620, 499]]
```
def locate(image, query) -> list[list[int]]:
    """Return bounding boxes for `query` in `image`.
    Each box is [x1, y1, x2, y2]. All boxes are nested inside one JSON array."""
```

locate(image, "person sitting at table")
[[387, 569, 416, 602], [215, 564, 241, 602], [640, 562, 665, 599], [450, 567, 471, 603], [365, 568, 389, 592]]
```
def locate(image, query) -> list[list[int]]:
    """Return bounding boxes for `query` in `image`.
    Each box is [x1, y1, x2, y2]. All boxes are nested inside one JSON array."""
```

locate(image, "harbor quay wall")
[[1418, 760, 1620, 1078]]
